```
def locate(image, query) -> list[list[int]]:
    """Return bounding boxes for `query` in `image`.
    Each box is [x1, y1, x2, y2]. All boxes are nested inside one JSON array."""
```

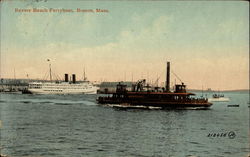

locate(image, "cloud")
[[13, 9, 109, 47], [16, 9, 54, 39], [1, 5, 248, 90], [119, 15, 172, 50]]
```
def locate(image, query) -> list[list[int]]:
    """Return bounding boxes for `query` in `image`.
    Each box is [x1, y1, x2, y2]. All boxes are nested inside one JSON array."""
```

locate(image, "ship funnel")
[[166, 62, 170, 92], [72, 74, 76, 83], [64, 74, 69, 82]]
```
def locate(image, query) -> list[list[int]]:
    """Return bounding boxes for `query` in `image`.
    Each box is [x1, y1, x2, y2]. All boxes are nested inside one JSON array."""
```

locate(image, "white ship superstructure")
[[28, 81, 98, 94]]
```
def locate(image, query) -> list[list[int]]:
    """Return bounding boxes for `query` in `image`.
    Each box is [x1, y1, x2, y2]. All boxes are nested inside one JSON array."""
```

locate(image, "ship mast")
[[14, 68, 16, 80], [165, 61, 170, 92], [47, 59, 52, 82], [202, 85, 204, 97], [83, 67, 87, 81]]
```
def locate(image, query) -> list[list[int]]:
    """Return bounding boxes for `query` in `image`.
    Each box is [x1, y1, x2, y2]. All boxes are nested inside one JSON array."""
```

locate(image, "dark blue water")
[[0, 92, 249, 157]]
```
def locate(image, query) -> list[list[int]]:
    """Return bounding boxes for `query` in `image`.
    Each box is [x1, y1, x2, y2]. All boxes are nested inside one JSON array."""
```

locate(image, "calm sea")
[[0, 91, 249, 157]]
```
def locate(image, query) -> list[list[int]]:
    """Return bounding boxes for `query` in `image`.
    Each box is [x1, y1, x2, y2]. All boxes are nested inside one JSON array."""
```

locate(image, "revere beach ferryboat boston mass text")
[[14, 8, 109, 13]]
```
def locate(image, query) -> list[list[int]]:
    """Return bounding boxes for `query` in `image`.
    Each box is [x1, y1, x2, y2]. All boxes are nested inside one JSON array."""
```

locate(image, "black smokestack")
[[166, 62, 170, 92], [72, 74, 76, 83], [64, 74, 68, 82]]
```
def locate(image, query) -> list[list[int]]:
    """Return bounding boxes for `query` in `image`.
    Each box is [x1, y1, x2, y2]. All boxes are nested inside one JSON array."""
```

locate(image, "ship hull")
[[98, 97, 212, 109], [106, 104, 210, 110]]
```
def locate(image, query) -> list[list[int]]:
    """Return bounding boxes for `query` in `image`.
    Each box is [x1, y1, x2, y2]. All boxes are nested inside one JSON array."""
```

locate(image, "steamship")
[[97, 62, 213, 109], [26, 73, 99, 94]]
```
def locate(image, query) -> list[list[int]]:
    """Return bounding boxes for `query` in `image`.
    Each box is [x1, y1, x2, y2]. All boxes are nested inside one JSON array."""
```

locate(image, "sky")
[[0, 1, 249, 90]]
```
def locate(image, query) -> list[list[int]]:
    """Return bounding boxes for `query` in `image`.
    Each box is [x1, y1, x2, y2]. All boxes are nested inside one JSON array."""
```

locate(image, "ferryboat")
[[97, 62, 212, 109]]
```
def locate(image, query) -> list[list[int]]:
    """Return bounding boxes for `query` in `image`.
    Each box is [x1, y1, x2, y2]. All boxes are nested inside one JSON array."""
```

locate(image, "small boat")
[[208, 93, 230, 102], [227, 104, 239, 107]]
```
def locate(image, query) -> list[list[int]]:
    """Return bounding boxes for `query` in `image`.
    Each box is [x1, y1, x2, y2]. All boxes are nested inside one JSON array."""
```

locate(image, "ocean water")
[[0, 91, 249, 157]]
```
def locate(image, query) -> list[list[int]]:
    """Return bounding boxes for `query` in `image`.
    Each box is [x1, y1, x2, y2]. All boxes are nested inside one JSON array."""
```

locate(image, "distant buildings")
[[0, 79, 134, 93], [0, 79, 29, 92], [98, 81, 134, 94]]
